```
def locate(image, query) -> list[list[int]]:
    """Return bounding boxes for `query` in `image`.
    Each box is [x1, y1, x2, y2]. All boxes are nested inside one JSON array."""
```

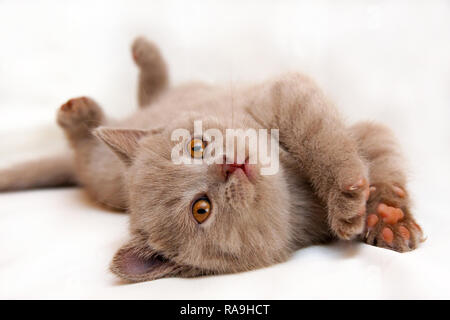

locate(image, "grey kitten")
[[0, 37, 423, 282]]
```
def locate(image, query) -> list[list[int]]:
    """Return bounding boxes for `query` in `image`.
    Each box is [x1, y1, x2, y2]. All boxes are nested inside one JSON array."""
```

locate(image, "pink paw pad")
[[382, 227, 394, 244], [377, 203, 404, 225], [367, 214, 379, 227], [363, 184, 422, 252]]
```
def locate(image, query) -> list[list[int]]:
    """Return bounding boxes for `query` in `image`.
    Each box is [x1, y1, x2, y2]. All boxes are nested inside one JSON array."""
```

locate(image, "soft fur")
[[0, 37, 423, 282]]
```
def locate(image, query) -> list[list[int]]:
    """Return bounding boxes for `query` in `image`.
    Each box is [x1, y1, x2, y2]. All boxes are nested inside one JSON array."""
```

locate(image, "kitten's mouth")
[[222, 161, 254, 182]]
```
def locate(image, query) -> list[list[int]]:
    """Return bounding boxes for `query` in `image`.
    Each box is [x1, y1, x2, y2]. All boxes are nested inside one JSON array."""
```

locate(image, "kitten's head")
[[95, 116, 293, 282]]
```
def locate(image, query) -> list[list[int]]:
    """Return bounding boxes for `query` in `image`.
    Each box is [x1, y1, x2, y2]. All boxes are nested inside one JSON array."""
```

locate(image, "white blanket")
[[1, 0, 449, 299]]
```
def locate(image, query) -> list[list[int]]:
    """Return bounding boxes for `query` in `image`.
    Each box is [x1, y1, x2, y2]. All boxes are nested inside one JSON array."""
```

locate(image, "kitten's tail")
[[0, 153, 78, 192]]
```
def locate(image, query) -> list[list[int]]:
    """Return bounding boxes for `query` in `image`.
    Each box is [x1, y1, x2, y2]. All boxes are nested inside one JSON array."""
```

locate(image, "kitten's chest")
[[279, 153, 330, 246]]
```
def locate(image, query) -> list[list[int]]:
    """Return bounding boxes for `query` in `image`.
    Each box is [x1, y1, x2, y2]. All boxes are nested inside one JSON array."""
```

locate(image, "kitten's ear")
[[93, 127, 148, 165], [110, 236, 187, 282]]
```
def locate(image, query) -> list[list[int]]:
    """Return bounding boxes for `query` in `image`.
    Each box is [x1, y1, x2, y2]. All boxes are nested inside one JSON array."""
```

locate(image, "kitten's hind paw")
[[131, 37, 162, 69], [57, 97, 103, 132], [363, 184, 424, 252]]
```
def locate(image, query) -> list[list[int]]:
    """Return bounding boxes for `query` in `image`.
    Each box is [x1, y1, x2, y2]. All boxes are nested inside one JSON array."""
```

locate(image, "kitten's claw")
[[345, 177, 367, 192]]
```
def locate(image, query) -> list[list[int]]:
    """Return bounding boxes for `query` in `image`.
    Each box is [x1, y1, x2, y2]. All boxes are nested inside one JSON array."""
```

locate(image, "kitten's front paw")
[[328, 176, 370, 240], [57, 97, 103, 130], [363, 184, 424, 252]]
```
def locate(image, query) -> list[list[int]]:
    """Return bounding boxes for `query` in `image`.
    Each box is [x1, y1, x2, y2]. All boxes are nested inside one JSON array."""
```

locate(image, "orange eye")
[[192, 197, 211, 224], [189, 138, 206, 159]]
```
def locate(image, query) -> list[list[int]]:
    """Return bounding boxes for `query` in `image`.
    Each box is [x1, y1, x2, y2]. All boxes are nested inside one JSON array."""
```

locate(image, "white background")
[[0, 0, 449, 299]]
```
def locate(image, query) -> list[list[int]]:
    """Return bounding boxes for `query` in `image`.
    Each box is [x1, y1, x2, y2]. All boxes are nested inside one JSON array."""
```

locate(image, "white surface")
[[0, 0, 449, 299]]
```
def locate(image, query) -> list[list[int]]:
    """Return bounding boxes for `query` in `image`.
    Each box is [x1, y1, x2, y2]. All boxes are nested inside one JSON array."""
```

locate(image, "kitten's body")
[[0, 38, 423, 282], [72, 81, 330, 246]]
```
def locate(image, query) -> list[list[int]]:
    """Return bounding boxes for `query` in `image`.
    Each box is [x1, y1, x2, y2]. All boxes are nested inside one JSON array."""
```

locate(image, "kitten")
[[0, 37, 424, 282]]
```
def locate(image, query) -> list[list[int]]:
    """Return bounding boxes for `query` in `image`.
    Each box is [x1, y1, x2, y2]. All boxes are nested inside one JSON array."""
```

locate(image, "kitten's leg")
[[57, 96, 105, 184], [246, 73, 369, 240], [132, 37, 169, 107], [351, 121, 424, 252], [57, 97, 126, 210], [0, 154, 77, 191], [0, 98, 102, 192]]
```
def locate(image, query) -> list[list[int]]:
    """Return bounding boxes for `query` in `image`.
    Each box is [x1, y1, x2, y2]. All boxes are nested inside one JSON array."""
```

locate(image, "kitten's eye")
[[189, 138, 206, 159], [192, 197, 211, 224]]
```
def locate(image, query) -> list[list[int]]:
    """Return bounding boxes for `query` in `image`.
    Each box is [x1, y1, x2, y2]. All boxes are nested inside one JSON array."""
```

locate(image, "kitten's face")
[[98, 116, 293, 282]]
